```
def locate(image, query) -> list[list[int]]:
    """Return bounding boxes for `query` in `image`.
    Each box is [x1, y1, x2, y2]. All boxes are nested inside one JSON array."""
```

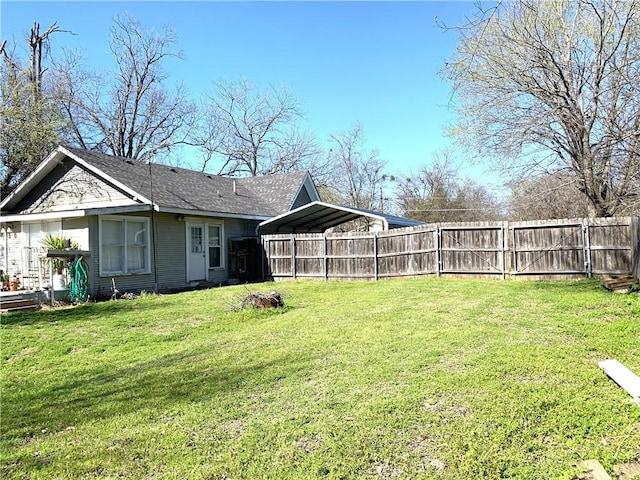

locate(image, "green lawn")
[[1, 278, 639, 479]]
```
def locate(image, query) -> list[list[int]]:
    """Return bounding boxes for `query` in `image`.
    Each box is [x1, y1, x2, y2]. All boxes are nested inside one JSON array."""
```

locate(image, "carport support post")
[[261, 237, 266, 281]]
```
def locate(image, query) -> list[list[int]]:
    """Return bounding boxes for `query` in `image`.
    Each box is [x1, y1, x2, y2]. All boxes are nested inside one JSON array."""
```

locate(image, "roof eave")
[[157, 206, 271, 221], [0, 204, 155, 223], [0, 146, 157, 213], [0, 147, 67, 210]]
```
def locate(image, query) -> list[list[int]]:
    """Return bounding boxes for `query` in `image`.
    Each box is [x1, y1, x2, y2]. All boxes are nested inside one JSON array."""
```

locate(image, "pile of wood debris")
[[241, 291, 284, 309], [599, 274, 639, 293]]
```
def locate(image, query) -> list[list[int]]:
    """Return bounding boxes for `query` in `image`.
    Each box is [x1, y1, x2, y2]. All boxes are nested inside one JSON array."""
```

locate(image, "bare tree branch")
[[443, 0, 640, 216], [324, 123, 388, 222], [55, 14, 196, 163], [195, 78, 322, 177], [394, 149, 502, 223]]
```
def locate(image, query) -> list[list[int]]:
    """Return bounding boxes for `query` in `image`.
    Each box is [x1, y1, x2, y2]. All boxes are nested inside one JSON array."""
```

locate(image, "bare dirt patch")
[[614, 457, 640, 479], [5, 346, 39, 363], [368, 462, 403, 479], [293, 435, 322, 454]]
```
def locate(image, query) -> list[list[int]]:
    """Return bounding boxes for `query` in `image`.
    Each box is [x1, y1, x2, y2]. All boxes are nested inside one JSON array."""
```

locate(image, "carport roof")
[[258, 201, 423, 234]]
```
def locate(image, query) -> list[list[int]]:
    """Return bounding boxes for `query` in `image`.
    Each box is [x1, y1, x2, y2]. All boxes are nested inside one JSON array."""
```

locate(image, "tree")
[[1, 22, 66, 198], [444, 0, 640, 217], [196, 78, 320, 176], [506, 172, 592, 220], [56, 15, 196, 162], [395, 151, 501, 223], [324, 123, 387, 212]]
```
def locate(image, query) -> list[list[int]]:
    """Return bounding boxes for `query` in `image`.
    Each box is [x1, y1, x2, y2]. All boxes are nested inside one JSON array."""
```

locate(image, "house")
[[0, 145, 320, 299]]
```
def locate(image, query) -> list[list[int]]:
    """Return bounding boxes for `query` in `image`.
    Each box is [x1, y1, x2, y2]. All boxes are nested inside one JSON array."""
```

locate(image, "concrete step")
[[1, 293, 25, 302]]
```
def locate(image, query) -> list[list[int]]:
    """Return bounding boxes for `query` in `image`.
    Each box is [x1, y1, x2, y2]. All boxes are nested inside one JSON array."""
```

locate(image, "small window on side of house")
[[208, 225, 221, 269]]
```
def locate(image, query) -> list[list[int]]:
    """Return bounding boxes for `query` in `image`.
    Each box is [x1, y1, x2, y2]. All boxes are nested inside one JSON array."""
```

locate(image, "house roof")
[[1, 146, 319, 220], [1, 147, 421, 233], [258, 201, 424, 234]]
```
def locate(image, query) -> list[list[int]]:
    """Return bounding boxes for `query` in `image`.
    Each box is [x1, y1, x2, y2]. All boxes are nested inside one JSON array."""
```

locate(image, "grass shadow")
[[3, 345, 315, 442], [0, 299, 170, 327]]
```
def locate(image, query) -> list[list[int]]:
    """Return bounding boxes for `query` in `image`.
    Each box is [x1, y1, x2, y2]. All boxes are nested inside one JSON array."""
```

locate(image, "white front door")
[[187, 224, 206, 281]]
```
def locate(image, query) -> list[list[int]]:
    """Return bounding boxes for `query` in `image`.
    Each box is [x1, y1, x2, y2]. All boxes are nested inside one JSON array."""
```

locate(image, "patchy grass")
[[1, 278, 639, 479]]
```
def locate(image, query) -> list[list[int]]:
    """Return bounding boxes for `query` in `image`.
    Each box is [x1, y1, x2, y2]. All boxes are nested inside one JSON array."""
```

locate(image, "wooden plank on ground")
[[598, 359, 640, 404], [600, 275, 638, 293], [577, 460, 613, 480]]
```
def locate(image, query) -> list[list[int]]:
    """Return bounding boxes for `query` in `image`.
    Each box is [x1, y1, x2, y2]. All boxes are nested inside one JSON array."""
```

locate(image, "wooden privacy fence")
[[261, 217, 640, 281]]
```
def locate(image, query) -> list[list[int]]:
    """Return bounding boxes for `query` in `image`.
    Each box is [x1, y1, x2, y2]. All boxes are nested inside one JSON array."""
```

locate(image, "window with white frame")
[[29, 221, 62, 249], [100, 216, 150, 275], [208, 224, 222, 268]]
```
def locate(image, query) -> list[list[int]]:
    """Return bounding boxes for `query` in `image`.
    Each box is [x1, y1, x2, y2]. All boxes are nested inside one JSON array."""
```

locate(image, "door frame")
[[185, 220, 226, 282], [186, 222, 207, 281]]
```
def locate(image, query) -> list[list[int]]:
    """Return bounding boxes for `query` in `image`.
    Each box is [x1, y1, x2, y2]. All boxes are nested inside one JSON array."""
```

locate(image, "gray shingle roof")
[[63, 146, 309, 217]]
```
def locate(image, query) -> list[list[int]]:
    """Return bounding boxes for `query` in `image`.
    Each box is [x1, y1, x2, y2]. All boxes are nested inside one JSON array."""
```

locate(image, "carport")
[[257, 201, 422, 234]]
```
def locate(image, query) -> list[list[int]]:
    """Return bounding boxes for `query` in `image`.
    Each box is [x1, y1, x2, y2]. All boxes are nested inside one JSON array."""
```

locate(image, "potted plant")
[[1, 271, 10, 291], [41, 234, 79, 290], [10, 275, 20, 291]]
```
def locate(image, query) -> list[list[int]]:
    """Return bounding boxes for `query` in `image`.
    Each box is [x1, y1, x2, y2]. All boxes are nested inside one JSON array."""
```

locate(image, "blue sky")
[[1, 1, 494, 185]]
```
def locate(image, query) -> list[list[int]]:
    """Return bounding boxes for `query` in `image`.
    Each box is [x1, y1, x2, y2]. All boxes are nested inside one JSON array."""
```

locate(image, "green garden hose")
[[69, 257, 89, 302]]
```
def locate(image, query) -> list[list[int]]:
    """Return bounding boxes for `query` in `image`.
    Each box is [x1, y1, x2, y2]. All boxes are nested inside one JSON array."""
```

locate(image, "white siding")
[[63, 217, 89, 250], [0, 229, 5, 271], [25, 165, 134, 214]]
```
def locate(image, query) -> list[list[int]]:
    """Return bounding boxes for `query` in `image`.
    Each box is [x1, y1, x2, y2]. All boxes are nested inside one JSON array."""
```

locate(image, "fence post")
[[633, 217, 640, 278], [504, 221, 511, 276], [500, 222, 506, 280], [510, 226, 517, 276], [583, 220, 592, 278], [373, 232, 379, 281], [435, 226, 441, 276], [323, 235, 328, 280], [291, 235, 296, 279]]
